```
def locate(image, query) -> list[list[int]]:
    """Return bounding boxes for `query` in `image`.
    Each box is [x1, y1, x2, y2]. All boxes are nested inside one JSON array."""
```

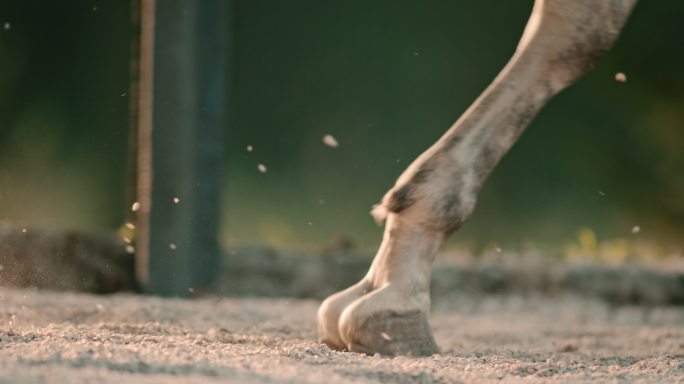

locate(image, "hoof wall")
[[346, 310, 438, 357]]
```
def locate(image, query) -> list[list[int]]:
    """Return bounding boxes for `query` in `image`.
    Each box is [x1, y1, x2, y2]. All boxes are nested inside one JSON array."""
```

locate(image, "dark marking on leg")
[[441, 134, 463, 152], [411, 164, 434, 184], [442, 220, 464, 236], [439, 191, 461, 215], [555, 31, 614, 81], [474, 146, 499, 178], [386, 185, 413, 214]]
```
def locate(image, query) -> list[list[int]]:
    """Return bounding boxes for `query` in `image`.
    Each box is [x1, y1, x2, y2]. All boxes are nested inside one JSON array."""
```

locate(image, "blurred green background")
[[0, 0, 682, 253]]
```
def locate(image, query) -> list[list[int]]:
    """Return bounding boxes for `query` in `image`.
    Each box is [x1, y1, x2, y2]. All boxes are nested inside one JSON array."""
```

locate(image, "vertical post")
[[135, 0, 155, 287], [127, 0, 141, 227], [192, 0, 228, 290], [134, 0, 227, 296]]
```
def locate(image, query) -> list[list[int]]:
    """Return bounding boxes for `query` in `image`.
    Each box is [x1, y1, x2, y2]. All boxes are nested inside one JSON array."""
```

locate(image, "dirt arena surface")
[[1, 288, 683, 383]]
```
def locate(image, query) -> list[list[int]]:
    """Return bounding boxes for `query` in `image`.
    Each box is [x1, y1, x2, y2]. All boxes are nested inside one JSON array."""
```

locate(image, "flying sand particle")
[[247, 145, 253, 152], [3, 22, 10, 31], [322, 134, 339, 148], [631, 225, 640, 234], [125, 222, 135, 230], [380, 332, 392, 341], [125, 245, 135, 254], [598, 190, 606, 196], [173, 197, 180, 204], [21, 228, 27, 233], [169, 243, 177, 250], [615, 72, 627, 82], [131, 202, 140, 212], [258, 164, 267, 173]]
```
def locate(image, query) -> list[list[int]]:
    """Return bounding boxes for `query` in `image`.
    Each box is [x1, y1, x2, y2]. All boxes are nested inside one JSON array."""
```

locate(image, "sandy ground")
[[1, 288, 683, 383]]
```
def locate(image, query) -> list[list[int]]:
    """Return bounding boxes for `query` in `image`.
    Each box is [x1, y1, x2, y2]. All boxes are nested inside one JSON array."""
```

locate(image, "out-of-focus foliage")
[[0, 0, 130, 231], [0, 1, 682, 252]]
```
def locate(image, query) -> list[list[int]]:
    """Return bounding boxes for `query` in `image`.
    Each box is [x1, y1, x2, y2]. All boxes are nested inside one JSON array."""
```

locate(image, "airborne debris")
[[131, 202, 140, 212], [258, 164, 267, 173], [125, 222, 135, 230], [598, 190, 606, 196], [631, 225, 641, 234], [173, 197, 180, 204], [188, 287, 195, 293], [21, 228, 27, 234], [125, 245, 135, 254], [169, 243, 177, 250], [322, 134, 339, 148], [380, 332, 392, 341], [122, 237, 131, 244], [247, 145, 254, 152], [615, 72, 627, 82], [3, 22, 10, 31]]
